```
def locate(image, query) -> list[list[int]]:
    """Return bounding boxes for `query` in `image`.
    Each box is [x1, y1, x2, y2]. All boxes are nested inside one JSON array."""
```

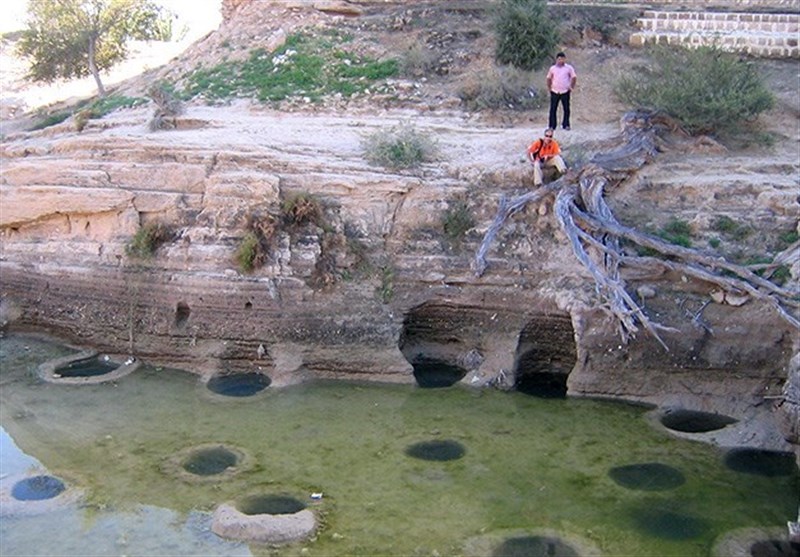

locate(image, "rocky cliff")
[[1, 1, 798, 447]]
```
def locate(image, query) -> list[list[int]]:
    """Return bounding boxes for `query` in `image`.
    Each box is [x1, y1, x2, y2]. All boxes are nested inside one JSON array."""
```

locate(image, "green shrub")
[[400, 43, 439, 77], [494, 0, 559, 71], [362, 123, 437, 170], [711, 215, 752, 241], [282, 193, 323, 227], [236, 232, 260, 273], [378, 265, 394, 303], [459, 65, 543, 111], [657, 218, 692, 248], [442, 199, 475, 242], [777, 230, 799, 248], [126, 222, 174, 259], [614, 46, 774, 136]]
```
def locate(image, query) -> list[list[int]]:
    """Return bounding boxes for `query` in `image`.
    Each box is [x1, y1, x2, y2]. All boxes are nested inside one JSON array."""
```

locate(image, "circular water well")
[[11, 475, 65, 501], [0, 472, 83, 517], [405, 439, 466, 462], [660, 409, 738, 433], [629, 507, 709, 540], [723, 448, 797, 477], [39, 350, 140, 384], [211, 493, 317, 545], [712, 527, 799, 557], [411, 357, 466, 388], [183, 447, 239, 476], [164, 443, 251, 483], [608, 462, 686, 491], [492, 535, 581, 557], [206, 372, 271, 397], [750, 539, 800, 557]]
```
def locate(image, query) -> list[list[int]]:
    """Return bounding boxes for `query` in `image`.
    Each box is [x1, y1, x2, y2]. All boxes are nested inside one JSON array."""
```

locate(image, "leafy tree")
[[614, 45, 775, 136], [495, 0, 559, 71], [17, 0, 174, 97]]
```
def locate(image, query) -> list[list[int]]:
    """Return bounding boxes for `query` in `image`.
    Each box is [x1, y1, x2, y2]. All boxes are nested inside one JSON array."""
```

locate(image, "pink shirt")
[[547, 63, 576, 94]]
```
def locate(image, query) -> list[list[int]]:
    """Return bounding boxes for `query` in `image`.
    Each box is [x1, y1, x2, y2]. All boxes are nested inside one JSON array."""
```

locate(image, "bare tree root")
[[474, 109, 799, 349]]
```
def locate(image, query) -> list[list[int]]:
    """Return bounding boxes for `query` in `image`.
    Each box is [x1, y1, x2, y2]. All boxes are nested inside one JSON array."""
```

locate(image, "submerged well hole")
[[56, 355, 118, 378], [207, 372, 271, 397], [492, 536, 580, 557], [629, 508, 709, 540], [236, 495, 306, 516], [608, 462, 686, 491], [11, 475, 66, 501], [183, 447, 239, 476], [513, 315, 576, 398], [405, 439, 466, 461], [724, 448, 797, 477], [660, 409, 737, 433], [750, 540, 800, 557], [411, 357, 466, 388]]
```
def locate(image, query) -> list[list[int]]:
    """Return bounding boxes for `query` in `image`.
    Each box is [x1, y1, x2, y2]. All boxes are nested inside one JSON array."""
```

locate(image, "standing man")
[[547, 52, 577, 131]]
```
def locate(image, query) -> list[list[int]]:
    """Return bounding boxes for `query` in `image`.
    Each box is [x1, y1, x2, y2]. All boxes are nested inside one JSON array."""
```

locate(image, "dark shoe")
[[562, 125, 570, 130]]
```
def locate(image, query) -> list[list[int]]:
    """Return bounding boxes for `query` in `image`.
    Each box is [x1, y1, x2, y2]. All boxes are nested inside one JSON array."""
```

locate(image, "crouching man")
[[527, 128, 566, 187]]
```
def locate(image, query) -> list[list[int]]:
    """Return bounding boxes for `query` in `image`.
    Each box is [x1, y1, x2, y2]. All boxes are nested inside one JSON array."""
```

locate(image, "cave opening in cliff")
[[492, 536, 580, 557], [410, 357, 467, 388], [175, 302, 191, 328], [236, 494, 306, 515], [723, 448, 797, 477], [11, 475, 66, 501], [404, 439, 466, 462], [206, 372, 271, 397], [399, 302, 482, 388], [513, 315, 576, 398], [659, 408, 738, 433], [56, 355, 118, 377]]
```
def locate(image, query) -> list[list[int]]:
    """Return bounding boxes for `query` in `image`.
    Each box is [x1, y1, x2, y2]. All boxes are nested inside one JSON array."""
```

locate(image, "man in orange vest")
[[527, 128, 566, 187]]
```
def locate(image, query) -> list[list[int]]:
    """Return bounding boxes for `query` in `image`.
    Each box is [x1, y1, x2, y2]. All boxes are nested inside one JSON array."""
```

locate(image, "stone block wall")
[[631, 10, 800, 57]]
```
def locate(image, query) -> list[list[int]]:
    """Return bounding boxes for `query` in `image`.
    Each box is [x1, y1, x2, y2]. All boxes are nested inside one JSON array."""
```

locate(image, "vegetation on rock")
[[614, 45, 775, 136], [126, 221, 174, 259], [494, 0, 559, 71], [361, 123, 437, 170], [183, 31, 398, 104]]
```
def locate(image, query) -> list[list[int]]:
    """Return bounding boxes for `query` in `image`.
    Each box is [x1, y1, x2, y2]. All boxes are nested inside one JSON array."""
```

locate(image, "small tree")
[[494, 0, 559, 71], [17, 0, 174, 97], [615, 45, 775, 136]]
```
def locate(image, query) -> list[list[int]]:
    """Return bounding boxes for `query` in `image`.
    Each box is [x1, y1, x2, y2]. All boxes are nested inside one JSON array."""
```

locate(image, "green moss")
[[181, 32, 398, 104]]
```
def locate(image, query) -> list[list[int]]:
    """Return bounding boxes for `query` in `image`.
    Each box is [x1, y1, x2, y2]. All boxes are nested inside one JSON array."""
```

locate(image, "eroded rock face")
[[1, 0, 797, 451], [777, 353, 800, 445]]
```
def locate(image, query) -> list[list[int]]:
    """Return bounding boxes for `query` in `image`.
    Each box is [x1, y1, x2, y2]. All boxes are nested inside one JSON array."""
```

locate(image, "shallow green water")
[[0, 333, 797, 556]]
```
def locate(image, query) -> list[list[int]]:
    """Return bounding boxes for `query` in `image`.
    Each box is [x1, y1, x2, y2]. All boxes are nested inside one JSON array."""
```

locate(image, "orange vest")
[[527, 138, 561, 160]]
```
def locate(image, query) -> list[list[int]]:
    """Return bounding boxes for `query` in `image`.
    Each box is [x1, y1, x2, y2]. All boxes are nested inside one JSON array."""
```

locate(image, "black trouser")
[[549, 91, 571, 129]]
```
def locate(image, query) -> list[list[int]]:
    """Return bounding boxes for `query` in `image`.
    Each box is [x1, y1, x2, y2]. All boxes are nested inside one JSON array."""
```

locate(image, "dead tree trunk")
[[473, 110, 799, 348]]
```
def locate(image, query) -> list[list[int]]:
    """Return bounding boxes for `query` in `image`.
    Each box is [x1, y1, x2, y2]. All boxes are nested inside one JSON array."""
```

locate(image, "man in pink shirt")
[[546, 52, 577, 130]]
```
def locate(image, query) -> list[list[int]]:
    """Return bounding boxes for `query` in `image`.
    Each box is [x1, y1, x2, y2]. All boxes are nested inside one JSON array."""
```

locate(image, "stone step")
[[551, 0, 799, 10], [639, 10, 799, 33], [631, 10, 799, 57], [630, 30, 800, 57]]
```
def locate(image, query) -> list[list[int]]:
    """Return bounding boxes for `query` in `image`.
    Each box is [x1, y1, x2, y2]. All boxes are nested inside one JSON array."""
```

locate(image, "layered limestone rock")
[[1, 0, 797, 451]]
